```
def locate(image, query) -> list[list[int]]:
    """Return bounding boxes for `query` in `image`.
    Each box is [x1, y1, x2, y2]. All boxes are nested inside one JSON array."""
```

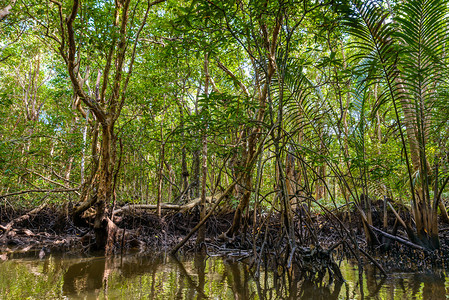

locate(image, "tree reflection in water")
[[0, 252, 448, 299]]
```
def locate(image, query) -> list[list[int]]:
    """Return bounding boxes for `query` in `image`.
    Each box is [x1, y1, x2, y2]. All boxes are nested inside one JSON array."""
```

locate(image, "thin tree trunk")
[[191, 82, 202, 200], [316, 131, 326, 200], [179, 106, 189, 193], [80, 110, 90, 185], [157, 140, 165, 218], [197, 53, 209, 250], [196, 133, 207, 249]]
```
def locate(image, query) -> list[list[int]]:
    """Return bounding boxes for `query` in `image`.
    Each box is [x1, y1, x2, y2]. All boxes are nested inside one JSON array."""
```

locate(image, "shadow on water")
[[0, 251, 448, 299]]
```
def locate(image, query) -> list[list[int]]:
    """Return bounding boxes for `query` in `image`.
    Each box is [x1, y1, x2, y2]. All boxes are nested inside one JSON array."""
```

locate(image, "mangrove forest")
[[1, 0, 449, 298]]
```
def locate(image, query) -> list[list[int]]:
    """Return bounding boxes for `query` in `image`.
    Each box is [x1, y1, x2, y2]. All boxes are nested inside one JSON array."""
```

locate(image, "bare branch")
[[216, 59, 249, 97], [113, 195, 218, 215], [66, 0, 106, 123], [0, 195, 49, 236], [25, 168, 80, 195], [0, 188, 79, 198]]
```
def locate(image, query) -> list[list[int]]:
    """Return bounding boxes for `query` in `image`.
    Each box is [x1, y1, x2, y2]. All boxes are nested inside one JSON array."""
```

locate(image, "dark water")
[[0, 250, 448, 299]]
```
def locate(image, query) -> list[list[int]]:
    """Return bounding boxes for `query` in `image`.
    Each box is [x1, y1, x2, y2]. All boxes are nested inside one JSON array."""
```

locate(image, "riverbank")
[[1, 201, 449, 275]]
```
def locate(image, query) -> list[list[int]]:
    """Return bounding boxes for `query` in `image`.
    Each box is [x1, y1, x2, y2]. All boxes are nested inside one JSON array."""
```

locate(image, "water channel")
[[0, 249, 448, 299]]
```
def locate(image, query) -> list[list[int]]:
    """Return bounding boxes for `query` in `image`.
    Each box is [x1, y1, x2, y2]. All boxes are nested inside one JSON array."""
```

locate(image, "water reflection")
[[0, 251, 448, 299]]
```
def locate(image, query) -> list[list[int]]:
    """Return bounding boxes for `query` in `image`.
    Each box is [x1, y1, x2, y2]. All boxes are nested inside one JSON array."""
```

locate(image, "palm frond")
[[395, 0, 449, 146], [350, 68, 369, 158]]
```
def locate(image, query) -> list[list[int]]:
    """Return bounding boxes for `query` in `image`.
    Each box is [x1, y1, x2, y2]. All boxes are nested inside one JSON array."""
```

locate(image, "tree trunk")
[[399, 92, 439, 249], [191, 150, 200, 199], [80, 110, 90, 185], [285, 145, 297, 208], [196, 134, 208, 249], [226, 167, 252, 237], [59, 0, 163, 253], [197, 53, 209, 250], [156, 141, 165, 218], [180, 111, 189, 193], [94, 122, 117, 252], [191, 81, 202, 200], [316, 131, 326, 200]]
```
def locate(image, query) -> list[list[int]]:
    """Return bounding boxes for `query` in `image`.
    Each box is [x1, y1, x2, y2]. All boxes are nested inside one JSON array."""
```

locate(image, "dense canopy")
[[1, 0, 449, 267]]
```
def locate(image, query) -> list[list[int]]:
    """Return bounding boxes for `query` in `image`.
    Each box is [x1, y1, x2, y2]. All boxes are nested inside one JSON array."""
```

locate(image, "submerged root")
[[2, 204, 449, 275], [294, 246, 344, 282]]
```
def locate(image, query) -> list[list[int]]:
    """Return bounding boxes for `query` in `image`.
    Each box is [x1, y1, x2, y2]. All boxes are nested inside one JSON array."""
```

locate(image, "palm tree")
[[344, 0, 449, 249]]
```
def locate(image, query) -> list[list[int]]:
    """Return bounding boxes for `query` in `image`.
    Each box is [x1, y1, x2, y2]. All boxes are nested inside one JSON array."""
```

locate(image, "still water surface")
[[0, 250, 448, 299]]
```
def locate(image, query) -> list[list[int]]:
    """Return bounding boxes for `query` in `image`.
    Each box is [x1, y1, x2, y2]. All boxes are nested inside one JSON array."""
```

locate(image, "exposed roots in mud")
[[1, 201, 449, 279]]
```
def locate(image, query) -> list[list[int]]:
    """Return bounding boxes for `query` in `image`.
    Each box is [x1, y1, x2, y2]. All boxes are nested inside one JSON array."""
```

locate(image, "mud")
[[1, 201, 449, 274]]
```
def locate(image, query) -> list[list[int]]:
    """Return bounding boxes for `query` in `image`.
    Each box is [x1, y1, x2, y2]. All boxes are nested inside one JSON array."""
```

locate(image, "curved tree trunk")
[[56, 0, 165, 252]]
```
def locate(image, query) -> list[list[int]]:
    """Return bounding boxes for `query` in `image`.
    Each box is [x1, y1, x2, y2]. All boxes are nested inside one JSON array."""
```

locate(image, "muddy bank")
[[1, 202, 449, 275], [0, 204, 236, 254]]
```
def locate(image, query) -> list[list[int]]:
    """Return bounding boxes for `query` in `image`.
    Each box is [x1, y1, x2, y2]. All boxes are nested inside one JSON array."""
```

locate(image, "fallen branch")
[[113, 195, 221, 215], [114, 203, 193, 214], [170, 181, 237, 255], [0, 188, 79, 198], [172, 182, 193, 204], [1, 195, 49, 238], [368, 225, 425, 251], [386, 201, 418, 242], [73, 194, 97, 217]]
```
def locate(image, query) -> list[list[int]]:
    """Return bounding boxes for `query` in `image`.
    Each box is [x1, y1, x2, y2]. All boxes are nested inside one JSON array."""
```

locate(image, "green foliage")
[[0, 0, 448, 227]]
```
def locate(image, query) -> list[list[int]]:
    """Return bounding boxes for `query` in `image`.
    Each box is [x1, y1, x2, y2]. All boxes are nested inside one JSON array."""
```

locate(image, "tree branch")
[[25, 168, 80, 196], [368, 225, 425, 251], [0, 188, 79, 199], [66, 0, 106, 123], [113, 195, 218, 215], [216, 59, 249, 97]]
